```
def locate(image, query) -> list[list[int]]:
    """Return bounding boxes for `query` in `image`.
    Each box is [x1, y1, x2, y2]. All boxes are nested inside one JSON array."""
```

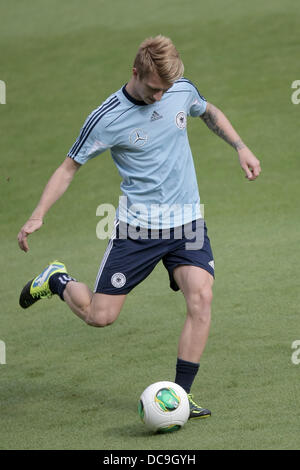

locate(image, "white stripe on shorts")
[[93, 219, 119, 292]]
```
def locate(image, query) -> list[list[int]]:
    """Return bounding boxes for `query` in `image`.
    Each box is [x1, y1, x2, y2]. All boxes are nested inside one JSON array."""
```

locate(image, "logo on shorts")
[[111, 272, 126, 288], [175, 111, 187, 129], [208, 260, 215, 270]]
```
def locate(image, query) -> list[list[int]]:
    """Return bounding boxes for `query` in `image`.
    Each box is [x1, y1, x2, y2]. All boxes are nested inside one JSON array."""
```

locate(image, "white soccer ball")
[[138, 381, 190, 433]]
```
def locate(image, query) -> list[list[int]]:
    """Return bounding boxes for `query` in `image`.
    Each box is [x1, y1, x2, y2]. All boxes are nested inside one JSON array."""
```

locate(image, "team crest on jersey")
[[129, 129, 148, 147], [175, 111, 187, 130], [111, 272, 126, 288]]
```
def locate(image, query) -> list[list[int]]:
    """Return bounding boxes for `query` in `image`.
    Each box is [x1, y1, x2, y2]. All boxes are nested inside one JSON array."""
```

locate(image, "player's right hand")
[[17, 218, 43, 252]]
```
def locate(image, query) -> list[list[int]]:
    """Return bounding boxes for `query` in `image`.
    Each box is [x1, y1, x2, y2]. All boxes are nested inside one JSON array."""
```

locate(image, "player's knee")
[[195, 284, 213, 305], [86, 315, 114, 328], [188, 285, 213, 320], [200, 284, 213, 307], [86, 307, 117, 328]]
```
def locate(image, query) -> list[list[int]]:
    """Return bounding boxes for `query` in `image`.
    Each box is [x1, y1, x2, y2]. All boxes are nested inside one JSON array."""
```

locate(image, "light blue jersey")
[[68, 78, 207, 228]]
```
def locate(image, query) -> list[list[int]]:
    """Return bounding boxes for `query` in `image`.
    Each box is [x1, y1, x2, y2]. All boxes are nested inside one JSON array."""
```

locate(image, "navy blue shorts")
[[94, 219, 214, 295]]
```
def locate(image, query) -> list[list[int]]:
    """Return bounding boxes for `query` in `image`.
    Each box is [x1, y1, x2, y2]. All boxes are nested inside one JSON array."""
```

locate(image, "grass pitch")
[[1, 0, 300, 450]]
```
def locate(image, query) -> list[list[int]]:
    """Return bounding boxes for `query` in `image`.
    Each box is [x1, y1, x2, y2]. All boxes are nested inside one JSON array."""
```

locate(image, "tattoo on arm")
[[233, 139, 246, 150], [201, 105, 246, 150]]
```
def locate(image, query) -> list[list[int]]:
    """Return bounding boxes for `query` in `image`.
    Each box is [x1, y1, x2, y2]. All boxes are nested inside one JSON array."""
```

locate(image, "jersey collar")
[[122, 84, 147, 106]]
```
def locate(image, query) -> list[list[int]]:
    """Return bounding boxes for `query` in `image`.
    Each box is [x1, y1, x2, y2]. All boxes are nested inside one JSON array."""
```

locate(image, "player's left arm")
[[200, 102, 261, 180]]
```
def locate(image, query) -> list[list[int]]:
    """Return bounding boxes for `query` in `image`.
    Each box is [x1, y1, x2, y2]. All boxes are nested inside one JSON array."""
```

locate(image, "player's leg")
[[62, 281, 126, 327], [173, 265, 214, 418], [19, 260, 126, 327], [174, 265, 213, 363], [19, 228, 163, 326]]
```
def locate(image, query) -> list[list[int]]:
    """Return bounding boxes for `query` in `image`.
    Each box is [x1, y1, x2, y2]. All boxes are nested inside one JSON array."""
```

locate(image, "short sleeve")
[[185, 79, 207, 117], [67, 96, 118, 164]]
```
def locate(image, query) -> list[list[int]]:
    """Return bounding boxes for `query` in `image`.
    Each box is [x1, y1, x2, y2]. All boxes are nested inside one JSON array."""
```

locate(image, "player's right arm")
[[18, 157, 80, 252], [18, 95, 115, 252]]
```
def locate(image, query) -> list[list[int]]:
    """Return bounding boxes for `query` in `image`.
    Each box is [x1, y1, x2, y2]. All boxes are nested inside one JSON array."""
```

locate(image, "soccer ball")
[[138, 381, 189, 433]]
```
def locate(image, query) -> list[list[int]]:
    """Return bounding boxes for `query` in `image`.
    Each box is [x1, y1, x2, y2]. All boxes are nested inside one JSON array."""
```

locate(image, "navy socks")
[[175, 358, 200, 394], [49, 273, 76, 301]]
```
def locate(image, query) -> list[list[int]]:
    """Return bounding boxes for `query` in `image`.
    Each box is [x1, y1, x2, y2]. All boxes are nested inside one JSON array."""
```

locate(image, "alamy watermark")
[[0, 80, 6, 104], [291, 340, 300, 365], [96, 197, 205, 250], [0, 340, 6, 364], [291, 80, 300, 104]]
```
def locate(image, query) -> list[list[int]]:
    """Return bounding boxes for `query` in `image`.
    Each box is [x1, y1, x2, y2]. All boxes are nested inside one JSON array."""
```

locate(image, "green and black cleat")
[[19, 261, 67, 309], [188, 394, 211, 419]]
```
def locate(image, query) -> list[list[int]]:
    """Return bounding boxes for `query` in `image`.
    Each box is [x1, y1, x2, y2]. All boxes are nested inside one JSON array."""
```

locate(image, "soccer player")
[[18, 36, 261, 419]]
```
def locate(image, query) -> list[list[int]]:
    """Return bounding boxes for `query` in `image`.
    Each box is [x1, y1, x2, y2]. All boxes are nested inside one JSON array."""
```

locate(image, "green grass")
[[1, 0, 300, 450]]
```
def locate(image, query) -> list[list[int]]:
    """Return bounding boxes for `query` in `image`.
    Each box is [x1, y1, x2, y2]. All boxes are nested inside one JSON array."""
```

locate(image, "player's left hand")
[[238, 147, 261, 181]]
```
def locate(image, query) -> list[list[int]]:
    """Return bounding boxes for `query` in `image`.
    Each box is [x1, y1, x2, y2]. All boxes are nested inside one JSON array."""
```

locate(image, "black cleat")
[[19, 279, 38, 309]]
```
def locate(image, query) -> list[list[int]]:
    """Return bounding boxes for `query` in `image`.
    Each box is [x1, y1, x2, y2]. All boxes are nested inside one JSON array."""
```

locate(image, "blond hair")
[[133, 35, 184, 85]]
